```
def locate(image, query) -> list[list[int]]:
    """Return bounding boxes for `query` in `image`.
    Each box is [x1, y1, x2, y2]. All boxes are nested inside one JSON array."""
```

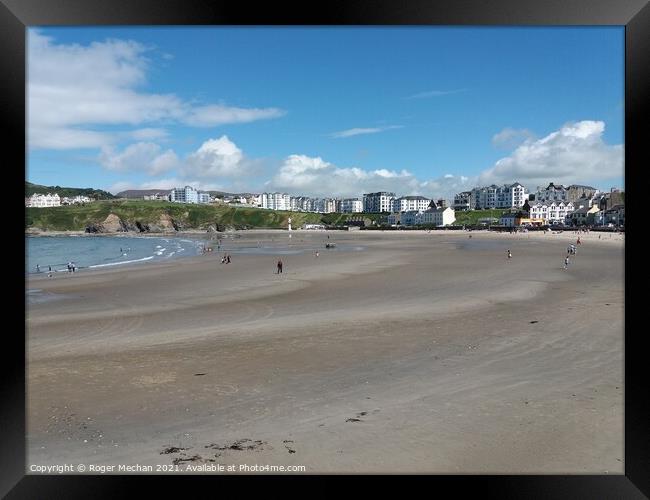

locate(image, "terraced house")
[[529, 201, 575, 224]]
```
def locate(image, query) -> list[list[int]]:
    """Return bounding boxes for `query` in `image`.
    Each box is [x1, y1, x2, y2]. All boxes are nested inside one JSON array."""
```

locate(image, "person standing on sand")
[[36, 264, 40, 273], [277, 259, 283, 274], [507, 249, 512, 259], [564, 256, 570, 269], [227, 254, 231, 264]]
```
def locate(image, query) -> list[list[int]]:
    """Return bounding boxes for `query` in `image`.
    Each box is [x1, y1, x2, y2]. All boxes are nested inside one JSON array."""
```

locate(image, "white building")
[[290, 196, 311, 211], [340, 198, 363, 213], [143, 192, 168, 201], [453, 191, 471, 211], [392, 196, 431, 212], [419, 207, 456, 226], [534, 183, 568, 203], [363, 192, 395, 213], [26, 193, 61, 207], [529, 201, 575, 224], [261, 192, 291, 210], [61, 195, 92, 205], [469, 182, 528, 209], [323, 198, 337, 213], [387, 210, 422, 226], [168, 185, 209, 204], [248, 194, 263, 207]]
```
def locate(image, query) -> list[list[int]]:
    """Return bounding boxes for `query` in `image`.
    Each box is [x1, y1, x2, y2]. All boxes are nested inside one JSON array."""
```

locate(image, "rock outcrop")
[[102, 213, 127, 232], [85, 213, 127, 233], [84, 213, 177, 233]]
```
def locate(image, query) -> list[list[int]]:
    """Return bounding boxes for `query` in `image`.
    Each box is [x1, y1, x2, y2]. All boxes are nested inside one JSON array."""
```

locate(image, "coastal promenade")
[[26, 230, 624, 473]]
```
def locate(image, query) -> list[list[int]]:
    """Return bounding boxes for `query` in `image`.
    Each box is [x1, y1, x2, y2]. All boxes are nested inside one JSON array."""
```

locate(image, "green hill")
[[25, 200, 381, 232], [26, 181, 116, 200], [452, 209, 510, 226]]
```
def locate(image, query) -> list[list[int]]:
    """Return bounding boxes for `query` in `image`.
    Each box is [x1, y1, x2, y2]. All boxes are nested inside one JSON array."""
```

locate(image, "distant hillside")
[[115, 189, 171, 199], [207, 191, 253, 198], [26, 181, 116, 200], [116, 189, 248, 199]]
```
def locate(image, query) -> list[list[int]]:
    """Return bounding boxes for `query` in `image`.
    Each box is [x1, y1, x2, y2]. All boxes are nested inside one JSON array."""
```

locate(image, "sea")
[[25, 235, 206, 275], [25, 233, 366, 276]]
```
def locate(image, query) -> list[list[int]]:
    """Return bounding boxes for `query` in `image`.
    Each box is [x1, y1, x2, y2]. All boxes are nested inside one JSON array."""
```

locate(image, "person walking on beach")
[[48, 265, 51, 272], [507, 249, 512, 260], [577, 237, 581, 245], [226, 254, 231, 264], [564, 256, 570, 269], [277, 259, 283, 274], [36, 264, 40, 273]]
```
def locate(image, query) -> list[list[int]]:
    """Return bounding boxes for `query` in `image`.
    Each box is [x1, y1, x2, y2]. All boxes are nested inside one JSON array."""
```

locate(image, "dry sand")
[[26, 229, 624, 474]]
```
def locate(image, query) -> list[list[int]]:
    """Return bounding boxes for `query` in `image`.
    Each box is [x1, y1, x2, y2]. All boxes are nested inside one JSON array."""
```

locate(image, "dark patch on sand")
[[161, 446, 188, 454], [205, 438, 267, 452]]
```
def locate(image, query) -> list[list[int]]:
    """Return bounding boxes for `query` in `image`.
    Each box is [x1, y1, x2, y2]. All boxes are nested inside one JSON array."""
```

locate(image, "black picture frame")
[[3, 0, 647, 497]]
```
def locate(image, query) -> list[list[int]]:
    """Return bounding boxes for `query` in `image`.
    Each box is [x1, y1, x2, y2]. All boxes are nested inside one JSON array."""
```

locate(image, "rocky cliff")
[[85, 213, 180, 234]]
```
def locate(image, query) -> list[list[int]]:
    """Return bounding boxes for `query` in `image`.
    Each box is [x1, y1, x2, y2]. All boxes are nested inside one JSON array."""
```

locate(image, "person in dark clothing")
[[277, 259, 283, 274], [226, 254, 231, 264]]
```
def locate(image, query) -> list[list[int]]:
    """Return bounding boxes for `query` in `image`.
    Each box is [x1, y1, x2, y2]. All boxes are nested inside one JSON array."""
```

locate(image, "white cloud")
[[491, 127, 535, 150], [28, 30, 285, 150], [183, 105, 286, 127], [183, 135, 247, 178], [99, 142, 179, 175], [268, 154, 472, 200], [28, 127, 113, 150], [406, 89, 466, 99], [108, 178, 226, 194], [128, 128, 170, 141], [478, 120, 624, 189], [330, 125, 403, 139]]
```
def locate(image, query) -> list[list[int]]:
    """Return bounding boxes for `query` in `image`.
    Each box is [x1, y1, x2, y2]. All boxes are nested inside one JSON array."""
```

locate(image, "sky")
[[27, 26, 625, 200]]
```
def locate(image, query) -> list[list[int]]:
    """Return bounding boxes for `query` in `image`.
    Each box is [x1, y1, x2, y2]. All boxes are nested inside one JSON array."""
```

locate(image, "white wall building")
[[529, 201, 575, 224], [392, 196, 431, 212], [143, 192, 168, 201], [534, 183, 568, 203], [26, 193, 61, 207], [261, 192, 291, 210], [168, 185, 205, 204], [363, 192, 395, 213], [340, 198, 363, 213], [419, 207, 456, 226], [468, 182, 528, 209], [61, 195, 92, 205]]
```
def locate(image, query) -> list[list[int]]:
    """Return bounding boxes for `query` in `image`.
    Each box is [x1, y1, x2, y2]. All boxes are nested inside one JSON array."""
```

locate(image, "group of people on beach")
[[564, 237, 582, 269]]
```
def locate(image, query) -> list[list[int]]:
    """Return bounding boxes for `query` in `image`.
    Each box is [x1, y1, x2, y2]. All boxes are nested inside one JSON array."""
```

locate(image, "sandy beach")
[[26, 229, 624, 474]]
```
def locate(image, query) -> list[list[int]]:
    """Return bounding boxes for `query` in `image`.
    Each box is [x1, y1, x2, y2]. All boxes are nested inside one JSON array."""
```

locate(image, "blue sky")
[[27, 27, 624, 199]]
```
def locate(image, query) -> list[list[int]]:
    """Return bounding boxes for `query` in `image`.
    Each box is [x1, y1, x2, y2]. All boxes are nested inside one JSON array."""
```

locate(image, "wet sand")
[[26, 230, 624, 473]]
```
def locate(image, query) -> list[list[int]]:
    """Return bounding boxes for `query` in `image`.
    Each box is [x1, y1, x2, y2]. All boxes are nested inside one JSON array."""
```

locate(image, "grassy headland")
[[25, 200, 381, 232]]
